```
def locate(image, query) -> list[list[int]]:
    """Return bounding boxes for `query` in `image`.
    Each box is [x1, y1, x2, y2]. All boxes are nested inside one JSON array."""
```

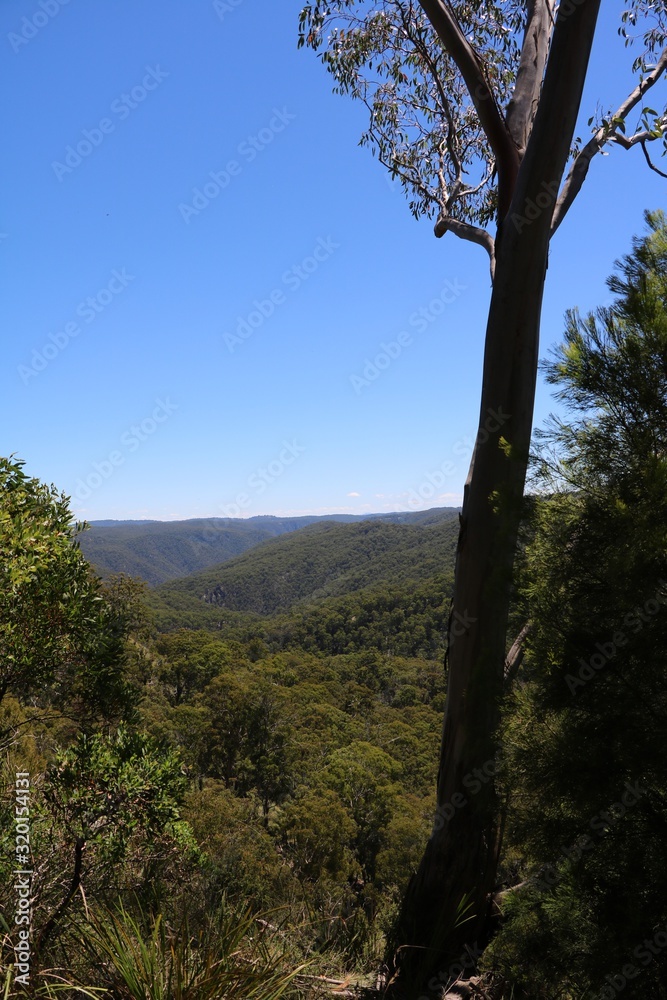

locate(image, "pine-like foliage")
[[490, 211, 667, 998]]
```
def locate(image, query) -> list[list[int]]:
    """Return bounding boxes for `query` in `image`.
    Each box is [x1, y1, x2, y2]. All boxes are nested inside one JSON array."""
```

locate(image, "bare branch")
[[417, 0, 520, 214], [506, 0, 555, 154], [641, 138, 667, 178], [504, 623, 530, 685], [453, 163, 494, 202], [551, 47, 667, 236], [34, 836, 85, 959], [434, 214, 496, 280]]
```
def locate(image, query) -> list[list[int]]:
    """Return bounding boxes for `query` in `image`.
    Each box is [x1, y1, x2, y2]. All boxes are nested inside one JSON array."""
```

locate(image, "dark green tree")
[[0, 457, 136, 725], [154, 629, 226, 706], [240, 688, 293, 823], [490, 211, 667, 997]]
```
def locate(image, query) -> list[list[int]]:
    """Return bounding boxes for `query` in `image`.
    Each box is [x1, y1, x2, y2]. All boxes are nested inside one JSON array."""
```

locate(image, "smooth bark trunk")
[[387, 225, 548, 995]]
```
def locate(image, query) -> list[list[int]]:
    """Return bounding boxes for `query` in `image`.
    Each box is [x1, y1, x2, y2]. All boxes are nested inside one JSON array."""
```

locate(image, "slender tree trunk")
[[388, 4, 602, 992], [387, 221, 548, 994]]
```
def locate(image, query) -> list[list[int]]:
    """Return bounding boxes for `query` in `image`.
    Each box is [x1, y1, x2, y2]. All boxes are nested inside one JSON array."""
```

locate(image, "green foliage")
[[153, 630, 233, 706], [149, 575, 453, 662], [298, 0, 523, 224], [0, 457, 451, 986], [278, 787, 357, 883], [134, 622, 444, 972], [0, 458, 136, 721], [78, 516, 314, 586], [322, 741, 403, 881], [57, 901, 304, 1000], [45, 729, 189, 863], [264, 576, 452, 660], [184, 782, 296, 910], [298, 1, 666, 236], [80, 509, 458, 586], [1, 731, 196, 960], [153, 515, 458, 617], [374, 795, 431, 892], [490, 211, 667, 997]]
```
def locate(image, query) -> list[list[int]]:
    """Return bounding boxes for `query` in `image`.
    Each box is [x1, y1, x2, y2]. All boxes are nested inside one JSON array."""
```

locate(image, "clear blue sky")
[[2, 1, 665, 520]]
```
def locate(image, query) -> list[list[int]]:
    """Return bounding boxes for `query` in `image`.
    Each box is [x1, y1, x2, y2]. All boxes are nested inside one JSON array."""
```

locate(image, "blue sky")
[[2, 0, 665, 520]]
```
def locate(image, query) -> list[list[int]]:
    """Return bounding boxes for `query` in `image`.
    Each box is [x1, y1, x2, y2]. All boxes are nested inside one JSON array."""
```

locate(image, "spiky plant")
[[47, 901, 306, 1000]]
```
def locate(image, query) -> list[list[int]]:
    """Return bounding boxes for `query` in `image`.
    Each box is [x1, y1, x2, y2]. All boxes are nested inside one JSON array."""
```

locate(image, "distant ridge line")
[[79, 507, 461, 586]]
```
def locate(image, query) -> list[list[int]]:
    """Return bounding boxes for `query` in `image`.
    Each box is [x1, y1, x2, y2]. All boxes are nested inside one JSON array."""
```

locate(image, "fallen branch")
[[293, 974, 379, 998]]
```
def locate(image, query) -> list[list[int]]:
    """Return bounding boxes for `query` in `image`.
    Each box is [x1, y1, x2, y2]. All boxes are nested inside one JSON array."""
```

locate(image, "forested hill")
[[79, 507, 459, 585], [151, 513, 460, 617]]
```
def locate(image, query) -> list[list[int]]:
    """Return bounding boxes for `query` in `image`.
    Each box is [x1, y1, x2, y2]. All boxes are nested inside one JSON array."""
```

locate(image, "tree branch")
[[34, 836, 85, 959], [368, 124, 439, 208], [505, 0, 602, 243], [551, 47, 667, 236], [504, 623, 530, 685], [405, 12, 464, 183], [612, 124, 664, 150], [417, 0, 520, 216], [640, 138, 667, 179], [506, 0, 555, 154], [434, 214, 496, 280]]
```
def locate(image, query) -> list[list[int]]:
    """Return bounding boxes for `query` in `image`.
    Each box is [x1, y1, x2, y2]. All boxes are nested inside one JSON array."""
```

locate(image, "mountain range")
[[79, 507, 459, 587]]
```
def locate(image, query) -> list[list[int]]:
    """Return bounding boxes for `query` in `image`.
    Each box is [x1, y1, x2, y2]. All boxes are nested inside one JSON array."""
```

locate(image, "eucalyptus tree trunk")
[[388, 0, 602, 992], [388, 222, 549, 994]]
